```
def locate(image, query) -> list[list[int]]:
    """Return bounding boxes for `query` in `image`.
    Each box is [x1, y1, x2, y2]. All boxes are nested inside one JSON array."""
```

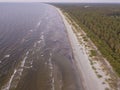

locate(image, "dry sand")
[[57, 8, 113, 90]]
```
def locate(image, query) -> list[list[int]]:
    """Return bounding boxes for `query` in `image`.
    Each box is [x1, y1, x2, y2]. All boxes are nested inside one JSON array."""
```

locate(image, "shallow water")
[[0, 3, 81, 90]]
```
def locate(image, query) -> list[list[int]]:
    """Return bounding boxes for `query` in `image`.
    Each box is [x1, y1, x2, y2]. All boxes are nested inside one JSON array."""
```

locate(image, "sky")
[[0, 0, 120, 3]]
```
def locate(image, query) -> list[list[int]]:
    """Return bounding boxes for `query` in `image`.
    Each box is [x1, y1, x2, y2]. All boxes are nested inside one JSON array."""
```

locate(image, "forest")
[[53, 3, 120, 76]]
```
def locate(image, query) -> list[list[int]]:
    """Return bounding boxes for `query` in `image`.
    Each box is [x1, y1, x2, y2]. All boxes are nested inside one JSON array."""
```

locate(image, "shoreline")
[[57, 8, 114, 90]]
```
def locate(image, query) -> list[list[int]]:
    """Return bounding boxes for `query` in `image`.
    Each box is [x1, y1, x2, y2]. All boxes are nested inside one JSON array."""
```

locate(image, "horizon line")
[[0, 1, 120, 3]]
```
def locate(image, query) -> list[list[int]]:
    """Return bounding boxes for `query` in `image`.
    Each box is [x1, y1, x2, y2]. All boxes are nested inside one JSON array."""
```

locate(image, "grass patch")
[[83, 36, 88, 42], [90, 50, 97, 57], [97, 74, 102, 78]]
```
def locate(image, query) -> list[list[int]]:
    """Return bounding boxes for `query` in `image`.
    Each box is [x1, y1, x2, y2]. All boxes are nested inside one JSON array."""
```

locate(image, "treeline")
[[53, 3, 120, 76]]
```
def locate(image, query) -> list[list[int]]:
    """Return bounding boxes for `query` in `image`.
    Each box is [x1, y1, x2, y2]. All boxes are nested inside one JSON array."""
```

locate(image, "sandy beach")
[[57, 8, 115, 90]]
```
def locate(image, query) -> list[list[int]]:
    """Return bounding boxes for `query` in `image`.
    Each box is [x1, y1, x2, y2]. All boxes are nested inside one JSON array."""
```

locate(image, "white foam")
[[37, 40, 41, 44], [41, 54, 44, 57], [24, 66, 32, 69], [2, 69, 17, 90], [2, 51, 29, 90], [4, 55, 10, 58], [50, 52, 52, 57], [21, 56, 27, 68], [48, 52, 53, 70], [40, 35, 44, 40], [17, 69, 23, 75], [30, 60, 33, 65], [48, 57, 53, 70], [36, 21, 41, 28], [37, 21, 41, 26], [15, 54, 28, 76], [51, 77, 55, 90], [48, 53, 55, 90], [26, 51, 29, 56], [84, 6, 90, 8], [30, 29, 33, 32]]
